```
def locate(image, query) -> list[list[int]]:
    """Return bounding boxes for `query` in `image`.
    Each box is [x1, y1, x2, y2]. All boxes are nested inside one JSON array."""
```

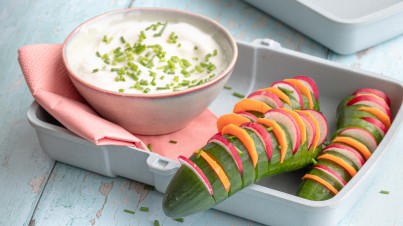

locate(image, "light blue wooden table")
[[1, 0, 403, 225]]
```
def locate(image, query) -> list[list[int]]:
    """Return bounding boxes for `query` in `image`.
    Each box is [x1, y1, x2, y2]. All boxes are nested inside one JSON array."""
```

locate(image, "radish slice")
[[339, 127, 378, 151], [353, 88, 391, 106], [304, 110, 328, 145], [242, 122, 274, 161], [236, 111, 258, 121], [362, 117, 387, 137], [271, 81, 304, 109], [264, 109, 301, 154], [208, 133, 243, 175], [314, 165, 347, 186], [297, 112, 315, 149], [178, 155, 213, 196], [247, 90, 284, 108], [294, 75, 319, 101], [323, 144, 365, 169], [347, 95, 391, 118]]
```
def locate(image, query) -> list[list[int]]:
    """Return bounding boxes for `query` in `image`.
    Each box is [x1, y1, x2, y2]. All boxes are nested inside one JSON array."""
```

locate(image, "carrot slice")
[[357, 106, 391, 129], [296, 110, 320, 151], [256, 118, 288, 163], [284, 79, 314, 109], [281, 108, 306, 146], [200, 151, 231, 193], [233, 99, 272, 114], [258, 87, 292, 106], [318, 154, 357, 177], [302, 174, 338, 195], [221, 124, 258, 168], [216, 113, 251, 132], [332, 136, 372, 160]]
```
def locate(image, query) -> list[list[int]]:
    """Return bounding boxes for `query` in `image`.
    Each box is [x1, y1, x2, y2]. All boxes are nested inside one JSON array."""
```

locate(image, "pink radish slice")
[[208, 133, 243, 175], [362, 117, 387, 137], [297, 112, 315, 149], [242, 122, 273, 161], [271, 81, 304, 109], [347, 95, 391, 118], [314, 164, 347, 186], [236, 111, 258, 121], [264, 109, 301, 154], [247, 90, 284, 108], [353, 88, 391, 106], [178, 155, 213, 196], [294, 75, 319, 100], [339, 127, 378, 151], [304, 110, 328, 145], [323, 144, 365, 169]]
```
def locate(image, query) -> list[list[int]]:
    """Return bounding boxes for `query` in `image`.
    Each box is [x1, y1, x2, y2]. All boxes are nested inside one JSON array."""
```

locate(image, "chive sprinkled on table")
[[140, 207, 149, 212], [380, 190, 390, 194], [232, 92, 245, 98], [123, 209, 135, 214]]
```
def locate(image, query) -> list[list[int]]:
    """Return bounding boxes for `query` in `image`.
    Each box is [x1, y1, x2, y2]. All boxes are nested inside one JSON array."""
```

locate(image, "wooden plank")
[[0, 0, 132, 225]]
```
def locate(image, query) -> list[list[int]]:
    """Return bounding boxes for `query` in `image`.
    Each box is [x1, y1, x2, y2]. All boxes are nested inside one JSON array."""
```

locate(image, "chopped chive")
[[159, 75, 165, 80], [195, 149, 202, 159], [151, 78, 156, 86], [118, 88, 124, 93], [235, 147, 244, 156], [169, 140, 178, 144], [177, 43, 182, 48], [153, 21, 168, 37], [124, 209, 135, 214], [277, 145, 282, 150], [380, 190, 390, 194], [232, 92, 245, 98], [266, 127, 273, 132], [156, 86, 169, 90], [173, 76, 179, 82], [92, 69, 99, 73], [224, 85, 232, 90], [144, 185, 155, 191], [213, 49, 218, 56], [154, 220, 160, 226], [120, 36, 126, 44], [194, 46, 198, 50], [174, 218, 184, 223], [143, 87, 151, 93], [147, 144, 152, 151], [205, 53, 212, 61], [140, 207, 149, 212], [311, 158, 317, 165], [96, 51, 101, 57]]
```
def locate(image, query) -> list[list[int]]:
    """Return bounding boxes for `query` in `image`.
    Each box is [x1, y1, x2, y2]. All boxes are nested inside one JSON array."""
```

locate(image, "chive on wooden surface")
[[1, 0, 403, 225]]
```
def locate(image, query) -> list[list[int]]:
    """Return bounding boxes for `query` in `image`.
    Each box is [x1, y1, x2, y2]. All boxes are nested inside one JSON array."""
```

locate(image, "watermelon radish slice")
[[314, 165, 347, 186], [297, 112, 315, 149], [271, 81, 304, 109], [304, 110, 328, 145], [264, 109, 301, 154], [242, 122, 274, 162], [294, 75, 319, 100], [347, 95, 391, 118], [338, 127, 378, 151], [208, 133, 243, 175], [353, 88, 391, 106], [178, 155, 213, 196], [247, 90, 284, 108], [362, 117, 387, 137], [236, 111, 258, 121], [323, 143, 365, 169]]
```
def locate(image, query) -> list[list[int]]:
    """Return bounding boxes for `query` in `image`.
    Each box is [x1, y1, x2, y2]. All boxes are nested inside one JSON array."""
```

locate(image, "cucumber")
[[297, 89, 391, 201]]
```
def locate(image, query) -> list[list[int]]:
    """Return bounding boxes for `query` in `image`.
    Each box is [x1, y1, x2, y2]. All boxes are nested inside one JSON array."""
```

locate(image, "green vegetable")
[[124, 209, 135, 214], [140, 207, 149, 212], [232, 92, 245, 98]]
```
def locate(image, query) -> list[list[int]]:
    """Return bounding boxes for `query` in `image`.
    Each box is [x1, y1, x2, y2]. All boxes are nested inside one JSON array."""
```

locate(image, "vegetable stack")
[[297, 88, 392, 200], [163, 76, 328, 218]]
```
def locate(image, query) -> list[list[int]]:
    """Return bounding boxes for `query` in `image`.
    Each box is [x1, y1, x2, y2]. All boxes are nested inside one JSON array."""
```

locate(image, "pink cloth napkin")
[[18, 44, 218, 160]]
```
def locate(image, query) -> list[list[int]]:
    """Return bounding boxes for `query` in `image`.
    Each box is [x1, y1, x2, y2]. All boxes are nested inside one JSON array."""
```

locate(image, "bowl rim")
[[62, 7, 238, 99]]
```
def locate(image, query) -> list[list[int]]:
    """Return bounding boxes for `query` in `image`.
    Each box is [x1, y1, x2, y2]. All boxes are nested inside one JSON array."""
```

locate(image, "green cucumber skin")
[[244, 129, 270, 182], [162, 166, 216, 218]]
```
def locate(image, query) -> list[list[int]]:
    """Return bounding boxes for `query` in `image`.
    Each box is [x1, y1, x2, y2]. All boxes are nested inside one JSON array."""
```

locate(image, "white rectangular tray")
[[244, 0, 403, 54], [27, 40, 403, 226]]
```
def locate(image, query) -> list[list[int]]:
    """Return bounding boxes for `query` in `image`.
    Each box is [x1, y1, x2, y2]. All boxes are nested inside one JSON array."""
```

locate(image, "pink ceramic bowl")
[[63, 8, 238, 135]]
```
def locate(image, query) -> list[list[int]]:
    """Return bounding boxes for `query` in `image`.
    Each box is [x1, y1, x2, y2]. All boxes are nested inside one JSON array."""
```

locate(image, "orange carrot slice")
[[332, 136, 372, 160], [357, 106, 391, 129], [302, 174, 338, 195], [284, 79, 314, 109], [256, 118, 288, 163], [200, 151, 231, 193], [216, 113, 251, 132], [233, 99, 272, 114], [296, 110, 320, 151], [318, 154, 357, 177], [221, 124, 258, 168], [281, 108, 306, 146], [258, 87, 292, 106]]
